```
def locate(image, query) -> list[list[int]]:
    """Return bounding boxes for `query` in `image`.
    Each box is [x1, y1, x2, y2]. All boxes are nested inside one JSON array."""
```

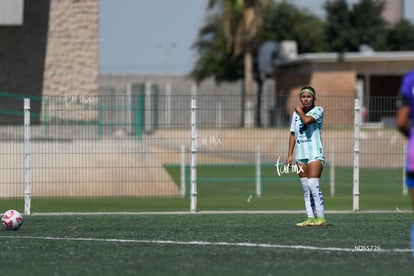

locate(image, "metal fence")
[[0, 90, 408, 213]]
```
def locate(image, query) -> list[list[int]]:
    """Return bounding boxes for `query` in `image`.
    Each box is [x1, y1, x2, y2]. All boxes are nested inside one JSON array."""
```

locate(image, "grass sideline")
[[1, 166, 410, 213], [0, 194, 411, 214], [0, 213, 413, 275]]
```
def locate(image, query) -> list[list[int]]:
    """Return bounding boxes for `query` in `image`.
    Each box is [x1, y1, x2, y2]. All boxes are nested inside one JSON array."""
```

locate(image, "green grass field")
[[1, 165, 413, 275], [1, 213, 413, 275], [0, 165, 411, 213]]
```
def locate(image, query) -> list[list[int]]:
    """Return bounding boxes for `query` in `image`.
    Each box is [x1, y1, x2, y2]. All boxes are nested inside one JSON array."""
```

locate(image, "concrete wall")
[[0, 0, 99, 123], [0, 0, 50, 123], [42, 0, 99, 121]]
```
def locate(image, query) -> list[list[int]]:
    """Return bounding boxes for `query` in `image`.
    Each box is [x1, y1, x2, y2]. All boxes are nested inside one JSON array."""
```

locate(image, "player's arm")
[[396, 94, 411, 138], [295, 104, 315, 125], [396, 103, 411, 138], [286, 132, 295, 166]]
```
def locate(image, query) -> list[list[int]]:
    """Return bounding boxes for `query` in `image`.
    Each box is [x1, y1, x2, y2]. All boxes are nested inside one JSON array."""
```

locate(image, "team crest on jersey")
[[299, 124, 307, 134]]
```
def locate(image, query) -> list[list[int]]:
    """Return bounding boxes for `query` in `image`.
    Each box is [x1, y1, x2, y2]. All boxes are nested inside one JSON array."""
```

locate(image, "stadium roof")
[[274, 51, 414, 76]]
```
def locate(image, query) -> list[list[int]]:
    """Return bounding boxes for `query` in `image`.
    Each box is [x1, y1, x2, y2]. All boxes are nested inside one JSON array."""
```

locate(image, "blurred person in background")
[[396, 69, 414, 257]]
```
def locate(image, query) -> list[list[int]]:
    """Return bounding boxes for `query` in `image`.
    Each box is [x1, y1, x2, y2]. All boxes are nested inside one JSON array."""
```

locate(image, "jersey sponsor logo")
[[297, 139, 312, 144]]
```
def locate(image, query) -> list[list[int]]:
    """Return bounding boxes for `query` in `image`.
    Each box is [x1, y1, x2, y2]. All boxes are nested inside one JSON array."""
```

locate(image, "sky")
[[99, 0, 414, 76]]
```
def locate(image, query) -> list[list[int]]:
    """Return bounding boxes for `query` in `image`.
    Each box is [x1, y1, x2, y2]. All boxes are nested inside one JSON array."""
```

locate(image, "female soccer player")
[[286, 86, 326, 227], [396, 69, 414, 257]]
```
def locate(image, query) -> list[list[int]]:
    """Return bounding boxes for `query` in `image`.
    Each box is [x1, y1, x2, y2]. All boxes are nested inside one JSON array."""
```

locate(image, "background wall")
[[0, 0, 50, 123], [42, 0, 99, 121], [0, 0, 99, 123]]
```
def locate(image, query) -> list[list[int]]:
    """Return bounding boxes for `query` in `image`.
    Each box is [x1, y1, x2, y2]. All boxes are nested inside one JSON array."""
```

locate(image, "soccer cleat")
[[313, 217, 326, 226], [295, 218, 315, 227]]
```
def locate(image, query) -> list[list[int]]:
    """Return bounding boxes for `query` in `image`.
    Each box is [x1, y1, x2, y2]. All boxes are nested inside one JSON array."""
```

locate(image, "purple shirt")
[[400, 70, 414, 171]]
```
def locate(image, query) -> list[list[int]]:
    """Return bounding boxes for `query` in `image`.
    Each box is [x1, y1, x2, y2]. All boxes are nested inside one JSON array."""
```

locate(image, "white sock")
[[300, 177, 314, 218], [308, 178, 325, 218]]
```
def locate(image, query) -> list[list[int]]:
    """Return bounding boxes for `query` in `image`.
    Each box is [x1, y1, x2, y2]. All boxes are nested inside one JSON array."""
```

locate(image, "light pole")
[[159, 43, 176, 76]]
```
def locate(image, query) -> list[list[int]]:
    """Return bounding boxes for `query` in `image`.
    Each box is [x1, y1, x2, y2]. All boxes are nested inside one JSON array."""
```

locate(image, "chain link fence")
[[0, 86, 408, 213]]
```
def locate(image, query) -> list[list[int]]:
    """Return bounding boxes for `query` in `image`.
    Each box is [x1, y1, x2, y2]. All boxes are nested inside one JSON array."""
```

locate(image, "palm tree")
[[208, 0, 262, 127]]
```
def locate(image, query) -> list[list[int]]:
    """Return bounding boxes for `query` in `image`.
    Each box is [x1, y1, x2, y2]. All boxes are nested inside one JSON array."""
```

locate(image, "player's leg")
[[310, 190, 316, 217], [406, 164, 414, 257], [410, 188, 414, 257], [295, 162, 315, 227], [300, 177, 315, 218], [307, 160, 325, 226]]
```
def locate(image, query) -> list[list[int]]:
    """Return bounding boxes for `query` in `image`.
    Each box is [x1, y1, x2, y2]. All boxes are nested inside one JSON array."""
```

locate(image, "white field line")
[[0, 235, 411, 253], [26, 209, 414, 216]]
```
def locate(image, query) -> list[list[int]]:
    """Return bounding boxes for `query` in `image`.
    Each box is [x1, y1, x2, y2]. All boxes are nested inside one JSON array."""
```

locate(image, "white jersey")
[[290, 106, 324, 161]]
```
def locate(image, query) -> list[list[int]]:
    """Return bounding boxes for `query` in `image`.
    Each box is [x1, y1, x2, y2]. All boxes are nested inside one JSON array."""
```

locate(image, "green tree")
[[262, 0, 326, 53], [324, 0, 355, 52], [191, 13, 243, 83], [351, 0, 386, 50], [208, 0, 263, 127], [385, 20, 414, 51], [324, 0, 386, 52], [191, 0, 325, 126]]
